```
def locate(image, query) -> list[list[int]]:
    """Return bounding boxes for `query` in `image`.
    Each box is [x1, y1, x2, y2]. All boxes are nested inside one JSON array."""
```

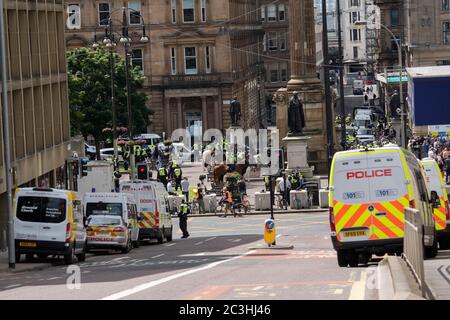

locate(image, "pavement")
[[424, 250, 450, 300], [0, 213, 380, 300]]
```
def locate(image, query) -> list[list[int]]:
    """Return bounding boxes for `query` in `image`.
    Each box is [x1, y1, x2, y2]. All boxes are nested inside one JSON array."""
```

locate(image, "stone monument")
[[276, 0, 328, 174]]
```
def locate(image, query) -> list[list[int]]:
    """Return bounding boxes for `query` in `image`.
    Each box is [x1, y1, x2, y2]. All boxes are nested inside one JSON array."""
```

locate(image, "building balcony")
[[162, 74, 223, 88]]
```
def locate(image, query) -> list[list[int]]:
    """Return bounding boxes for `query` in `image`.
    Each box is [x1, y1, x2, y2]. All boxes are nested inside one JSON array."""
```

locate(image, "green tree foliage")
[[67, 47, 151, 146]]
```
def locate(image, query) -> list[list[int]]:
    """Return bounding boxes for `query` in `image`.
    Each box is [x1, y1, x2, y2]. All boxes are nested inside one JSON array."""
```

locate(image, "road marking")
[[194, 253, 206, 256], [151, 254, 165, 259], [204, 237, 216, 242], [253, 286, 264, 291], [165, 243, 176, 247], [47, 277, 62, 281], [5, 284, 21, 289], [349, 270, 367, 300], [232, 239, 242, 243], [195, 241, 204, 245], [101, 250, 256, 300], [334, 289, 344, 295], [276, 234, 283, 238]]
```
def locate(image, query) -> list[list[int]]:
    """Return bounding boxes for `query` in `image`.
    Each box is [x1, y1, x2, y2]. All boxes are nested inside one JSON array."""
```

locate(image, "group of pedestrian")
[[409, 135, 450, 184]]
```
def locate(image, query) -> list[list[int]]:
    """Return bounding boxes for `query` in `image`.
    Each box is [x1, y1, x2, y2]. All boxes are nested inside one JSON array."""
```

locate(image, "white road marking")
[[334, 289, 344, 295], [253, 286, 264, 291], [5, 284, 21, 289], [232, 239, 242, 243], [165, 243, 176, 247], [204, 237, 216, 242], [101, 250, 256, 300], [195, 241, 204, 245], [194, 253, 206, 256], [349, 270, 367, 300], [151, 254, 165, 259], [276, 234, 283, 238], [47, 277, 62, 281]]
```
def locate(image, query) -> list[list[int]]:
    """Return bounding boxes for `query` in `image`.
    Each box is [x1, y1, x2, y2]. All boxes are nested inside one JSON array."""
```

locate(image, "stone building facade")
[[65, 0, 263, 137], [0, 0, 71, 249]]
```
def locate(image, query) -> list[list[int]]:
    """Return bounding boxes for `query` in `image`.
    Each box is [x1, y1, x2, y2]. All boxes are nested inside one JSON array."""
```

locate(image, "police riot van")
[[83, 193, 140, 249], [329, 145, 438, 267], [421, 158, 450, 249], [119, 181, 172, 244], [14, 188, 87, 265]]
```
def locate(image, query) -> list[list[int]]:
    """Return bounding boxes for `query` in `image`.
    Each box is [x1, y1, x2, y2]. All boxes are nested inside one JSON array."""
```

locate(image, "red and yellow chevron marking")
[[433, 197, 447, 231], [138, 211, 160, 229], [333, 195, 409, 241], [87, 226, 124, 237]]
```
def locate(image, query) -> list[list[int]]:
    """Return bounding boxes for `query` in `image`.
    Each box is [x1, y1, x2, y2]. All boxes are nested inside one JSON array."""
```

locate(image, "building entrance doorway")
[[185, 111, 202, 146]]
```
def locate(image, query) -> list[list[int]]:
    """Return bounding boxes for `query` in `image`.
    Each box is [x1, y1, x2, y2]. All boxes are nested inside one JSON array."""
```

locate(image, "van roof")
[[83, 192, 135, 203], [15, 188, 77, 199], [334, 146, 403, 158]]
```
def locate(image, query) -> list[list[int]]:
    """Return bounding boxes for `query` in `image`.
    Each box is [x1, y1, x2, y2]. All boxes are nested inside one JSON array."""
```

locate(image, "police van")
[[421, 158, 450, 249], [83, 193, 140, 249], [329, 145, 438, 267], [14, 188, 87, 265], [120, 181, 172, 244]]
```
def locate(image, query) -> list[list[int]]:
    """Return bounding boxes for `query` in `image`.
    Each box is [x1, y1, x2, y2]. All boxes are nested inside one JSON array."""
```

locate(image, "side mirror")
[[137, 215, 144, 222], [430, 191, 440, 208]]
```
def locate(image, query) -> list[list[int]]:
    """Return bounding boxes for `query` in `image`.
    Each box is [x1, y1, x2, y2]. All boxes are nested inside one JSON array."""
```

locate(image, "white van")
[[329, 146, 438, 267], [120, 181, 172, 244], [83, 193, 140, 248], [14, 188, 87, 265], [421, 158, 450, 249]]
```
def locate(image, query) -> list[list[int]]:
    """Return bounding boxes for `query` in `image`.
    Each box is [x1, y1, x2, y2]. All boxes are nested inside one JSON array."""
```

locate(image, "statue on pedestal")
[[288, 92, 305, 135], [230, 96, 241, 127]]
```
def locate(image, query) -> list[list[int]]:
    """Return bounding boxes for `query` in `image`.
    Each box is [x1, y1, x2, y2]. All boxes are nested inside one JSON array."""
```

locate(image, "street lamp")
[[93, 7, 148, 181], [353, 20, 407, 148]]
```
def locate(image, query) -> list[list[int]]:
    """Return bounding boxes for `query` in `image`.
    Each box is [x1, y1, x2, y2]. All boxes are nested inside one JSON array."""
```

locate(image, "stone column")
[[214, 96, 220, 129], [164, 97, 171, 134], [288, 0, 321, 91], [201, 96, 208, 132], [177, 97, 183, 129]]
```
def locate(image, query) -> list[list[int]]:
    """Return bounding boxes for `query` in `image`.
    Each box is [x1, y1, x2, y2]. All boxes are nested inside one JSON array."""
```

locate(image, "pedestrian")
[[179, 200, 190, 238], [278, 175, 291, 207], [173, 166, 183, 191], [197, 183, 206, 214], [181, 177, 190, 202], [220, 187, 233, 218], [157, 166, 168, 188], [445, 155, 450, 185], [167, 180, 175, 195]]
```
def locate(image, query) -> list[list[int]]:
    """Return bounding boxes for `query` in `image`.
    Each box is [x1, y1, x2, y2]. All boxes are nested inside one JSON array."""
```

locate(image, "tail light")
[[66, 223, 72, 242], [113, 227, 126, 233], [445, 200, 450, 222], [329, 207, 336, 233], [409, 200, 416, 209]]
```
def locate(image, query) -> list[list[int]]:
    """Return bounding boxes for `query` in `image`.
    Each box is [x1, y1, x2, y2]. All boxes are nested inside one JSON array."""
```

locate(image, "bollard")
[[264, 219, 276, 247]]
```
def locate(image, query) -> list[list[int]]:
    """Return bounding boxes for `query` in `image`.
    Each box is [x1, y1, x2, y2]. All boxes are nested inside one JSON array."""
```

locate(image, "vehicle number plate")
[[343, 230, 368, 238], [19, 242, 37, 248]]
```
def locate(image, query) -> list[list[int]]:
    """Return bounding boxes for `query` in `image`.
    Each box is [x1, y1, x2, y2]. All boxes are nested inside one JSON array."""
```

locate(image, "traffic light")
[[137, 163, 149, 180], [79, 158, 89, 177]]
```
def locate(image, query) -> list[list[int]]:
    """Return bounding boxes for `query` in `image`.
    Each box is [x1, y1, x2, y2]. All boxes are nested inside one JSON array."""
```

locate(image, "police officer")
[[113, 170, 122, 192], [173, 166, 183, 191], [157, 166, 168, 188], [288, 173, 300, 191], [179, 200, 190, 238]]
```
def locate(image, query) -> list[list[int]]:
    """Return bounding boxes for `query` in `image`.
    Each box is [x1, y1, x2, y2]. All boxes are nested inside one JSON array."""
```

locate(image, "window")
[[128, 1, 141, 25], [184, 47, 197, 74], [278, 4, 286, 21], [267, 4, 276, 22], [353, 46, 358, 59], [261, 5, 266, 22], [437, 59, 450, 65], [201, 0, 206, 22], [98, 3, 110, 26], [183, 0, 195, 23], [279, 32, 287, 51], [350, 29, 361, 42], [171, 0, 177, 23], [16, 197, 67, 224], [131, 49, 144, 73], [86, 202, 123, 217], [281, 64, 288, 82], [268, 32, 278, 51], [67, 4, 81, 29], [270, 69, 279, 82], [443, 0, 450, 11], [205, 46, 211, 73], [171, 47, 177, 75], [350, 0, 360, 7], [444, 22, 450, 44], [390, 8, 400, 28], [349, 11, 360, 24]]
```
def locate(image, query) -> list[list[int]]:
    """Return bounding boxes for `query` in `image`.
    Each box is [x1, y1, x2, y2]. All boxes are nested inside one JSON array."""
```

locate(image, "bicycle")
[[189, 199, 199, 215], [275, 193, 288, 210]]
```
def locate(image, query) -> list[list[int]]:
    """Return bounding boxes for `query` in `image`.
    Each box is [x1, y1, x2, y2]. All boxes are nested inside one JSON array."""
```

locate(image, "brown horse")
[[213, 163, 249, 185]]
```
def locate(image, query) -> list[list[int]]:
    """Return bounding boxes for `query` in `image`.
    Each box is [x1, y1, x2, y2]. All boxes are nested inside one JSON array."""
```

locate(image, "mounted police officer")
[[179, 200, 190, 238]]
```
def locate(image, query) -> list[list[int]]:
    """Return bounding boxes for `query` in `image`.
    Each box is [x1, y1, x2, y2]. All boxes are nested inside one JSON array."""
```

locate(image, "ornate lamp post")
[[93, 7, 149, 180]]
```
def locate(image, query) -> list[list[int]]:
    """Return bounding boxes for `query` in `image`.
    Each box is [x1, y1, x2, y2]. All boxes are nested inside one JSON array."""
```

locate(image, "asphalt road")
[[0, 213, 380, 300]]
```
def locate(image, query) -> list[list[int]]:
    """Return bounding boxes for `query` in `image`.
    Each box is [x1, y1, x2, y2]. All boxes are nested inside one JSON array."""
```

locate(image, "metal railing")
[[403, 207, 432, 299]]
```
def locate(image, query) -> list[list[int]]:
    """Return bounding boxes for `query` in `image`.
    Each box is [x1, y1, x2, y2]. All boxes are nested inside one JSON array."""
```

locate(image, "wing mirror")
[[430, 191, 440, 209]]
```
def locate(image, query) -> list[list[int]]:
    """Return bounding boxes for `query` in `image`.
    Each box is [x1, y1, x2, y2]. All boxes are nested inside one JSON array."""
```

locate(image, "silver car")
[[86, 215, 132, 253]]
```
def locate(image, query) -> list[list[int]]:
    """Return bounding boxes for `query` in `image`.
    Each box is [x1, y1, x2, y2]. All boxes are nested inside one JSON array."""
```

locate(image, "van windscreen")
[[86, 203, 122, 217], [16, 196, 66, 223]]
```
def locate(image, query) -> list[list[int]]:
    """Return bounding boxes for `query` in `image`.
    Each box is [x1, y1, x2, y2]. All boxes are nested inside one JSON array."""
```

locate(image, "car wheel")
[[337, 250, 348, 267], [76, 244, 87, 262], [439, 236, 450, 250], [64, 246, 76, 265], [121, 239, 132, 254]]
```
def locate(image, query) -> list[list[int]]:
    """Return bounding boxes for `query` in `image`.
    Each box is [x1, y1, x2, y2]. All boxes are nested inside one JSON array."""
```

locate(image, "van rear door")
[[423, 161, 447, 231], [367, 152, 408, 240], [333, 154, 372, 243]]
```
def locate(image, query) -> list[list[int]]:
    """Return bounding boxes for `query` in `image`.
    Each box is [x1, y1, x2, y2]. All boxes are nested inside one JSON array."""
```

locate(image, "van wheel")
[[76, 244, 87, 262], [166, 227, 173, 242], [337, 250, 348, 267], [439, 237, 450, 250], [157, 229, 165, 244], [26, 254, 34, 261], [347, 251, 359, 268], [64, 247, 75, 265], [425, 236, 438, 259]]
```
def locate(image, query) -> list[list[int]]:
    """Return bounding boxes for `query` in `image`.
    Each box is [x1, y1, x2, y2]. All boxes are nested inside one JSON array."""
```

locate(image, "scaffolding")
[[365, 0, 378, 80]]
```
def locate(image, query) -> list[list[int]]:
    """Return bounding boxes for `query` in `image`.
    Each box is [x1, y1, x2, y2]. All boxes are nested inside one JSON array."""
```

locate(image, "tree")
[[67, 47, 151, 159]]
